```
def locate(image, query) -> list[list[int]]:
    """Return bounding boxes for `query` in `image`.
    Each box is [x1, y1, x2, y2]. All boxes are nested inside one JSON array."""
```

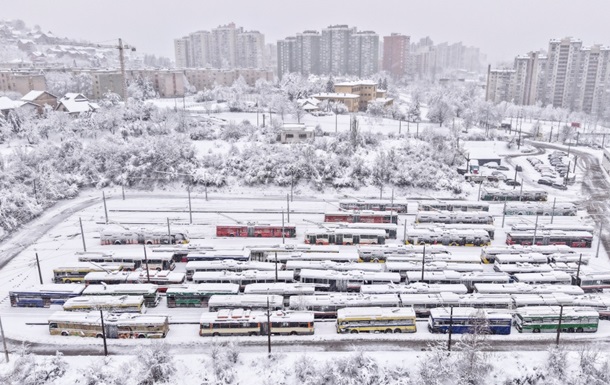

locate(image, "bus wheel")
[[533, 328, 540, 333], [290, 331, 298, 336], [114, 241, 122, 245], [373, 258, 380, 263], [212, 332, 220, 337], [576, 327, 584, 333], [385, 329, 392, 334], [394, 328, 402, 334], [61, 331, 69, 336], [256, 234, 262, 237], [350, 329, 359, 334], [96, 334, 104, 339], [228, 234, 235, 237], [64, 279, 71, 284], [138, 334, 146, 339], [568, 327, 575, 333], [249, 332, 257, 336]]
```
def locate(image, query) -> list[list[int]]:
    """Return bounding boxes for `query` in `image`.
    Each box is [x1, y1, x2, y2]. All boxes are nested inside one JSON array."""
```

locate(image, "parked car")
[[496, 165, 510, 171], [505, 179, 521, 186], [551, 183, 568, 190], [491, 171, 507, 180], [537, 178, 553, 186]]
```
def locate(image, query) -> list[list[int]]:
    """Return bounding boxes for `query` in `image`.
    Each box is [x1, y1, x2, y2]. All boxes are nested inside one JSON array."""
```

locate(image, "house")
[[279, 123, 315, 144], [297, 98, 320, 113], [310, 92, 360, 112], [313, 80, 394, 112], [55, 93, 99, 115], [0, 96, 37, 117], [21, 90, 58, 113]]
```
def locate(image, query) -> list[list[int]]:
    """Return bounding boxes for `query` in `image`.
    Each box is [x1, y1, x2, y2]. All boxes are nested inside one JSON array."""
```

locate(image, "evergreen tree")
[[326, 75, 335, 93]]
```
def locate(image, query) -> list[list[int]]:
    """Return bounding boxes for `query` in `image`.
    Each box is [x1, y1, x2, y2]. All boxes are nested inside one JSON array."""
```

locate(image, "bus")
[[415, 211, 494, 225], [399, 293, 460, 317], [404, 228, 491, 247], [493, 253, 549, 265], [82, 271, 140, 285], [100, 228, 189, 245], [457, 294, 514, 310], [339, 199, 409, 213], [10, 284, 86, 307], [417, 201, 490, 212], [288, 293, 401, 318], [324, 211, 398, 224], [82, 284, 160, 307], [48, 311, 169, 338], [428, 307, 512, 335], [404, 270, 463, 285], [266, 252, 358, 264], [148, 243, 215, 262], [207, 294, 284, 312], [126, 270, 186, 292], [185, 250, 251, 263], [415, 223, 496, 240], [473, 283, 584, 296], [386, 261, 483, 279], [572, 295, 610, 319], [199, 309, 315, 337], [191, 270, 295, 289], [185, 260, 275, 280], [304, 229, 386, 246], [505, 231, 593, 248], [510, 223, 594, 234], [166, 284, 240, 307], [360, 283, 469, 295], [62, 295, 146, 313], [77, 251, 175, 271], [285, 260, 384, 279], [480, 245, 579, 263], [511, 293, 574, 308], [243, 283, 316, 306], [514, 306, 599, 333], [216, 224, 296, 238], [336, 307, 417, 334], [459, 272, 512, 292], [298, 269, 401, 292], [493, 263, 553, 274], [512, 271, 572, 285], [504, 202, 577, 216], [480, 187, 548, 202], [325, 222, 398, 239], [572, 271, 610, 292], [52, 262, 127, 283], [357, 244, 449, 263], [247, 244, 341, 262]]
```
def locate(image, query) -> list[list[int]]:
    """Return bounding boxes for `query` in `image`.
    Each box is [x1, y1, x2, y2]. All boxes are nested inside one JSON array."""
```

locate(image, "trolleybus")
[[165, 284, 240, 307], [336, 307, 417, 334], [10, 284, 86, 308], [428, 307, 512, 334], [48, 311, 169, 338], [62, 295, 146, 313], [207, 294, 284, 312], [81, 284, 160, 307], [216, 224, 296, 238], [339, 199, 409, 213], [514, 306, 599, 333], [288, 293, 401, 318], [199, 309, 314, 336], [304, 229, 386, 245]]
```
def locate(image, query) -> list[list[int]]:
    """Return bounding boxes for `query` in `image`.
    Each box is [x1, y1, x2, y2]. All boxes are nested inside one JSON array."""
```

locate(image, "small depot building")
[[279, 123, 315, 144]]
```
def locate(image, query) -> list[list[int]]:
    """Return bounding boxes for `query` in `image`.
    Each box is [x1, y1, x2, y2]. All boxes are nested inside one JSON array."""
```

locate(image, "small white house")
[[279, 123, 315, 144]]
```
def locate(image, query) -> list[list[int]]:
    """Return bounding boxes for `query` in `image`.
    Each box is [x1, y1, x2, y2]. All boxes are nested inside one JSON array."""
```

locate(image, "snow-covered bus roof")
[[304, 228, 387, 236], [185, 260, 276, 272], [494, 263, 553, 274], [459, 272, 512, 283], [386, 261, 483, 273], [246, 244, 341, 253], [289, 293, 401, 308], [494, 253, 548, 264], [266, 252, 358, 263], [404, 270, 463, 282], [82, 284, 158, 295], [512, 271, 572, 283], [11, 284, 86, 295], [192, 270, 295, 282], [199, 309, 314, 324], [429, 307, 512, 320], [48, 311, 168, 325], [337, 306, 415, 319], [510, 224, 594, 233], [165, 283, 240, 295], [481, 245, 577, 256], [360, 283, 468, 295], [473, 283, 584, 296], [399, 292, 460, 305], [457, 294, 513, 307], [512, 293, 575, 307], [63, 295, 144, 309], [324, 222, 398, 231], [207, 294, 284, 308], [285, 260, 384, 272], [244, 283, 316, 296], [576, 271, 610, 280], [417, 201, 490, 209], [358, 244, 450, 255], [298, 269, 400, 282]]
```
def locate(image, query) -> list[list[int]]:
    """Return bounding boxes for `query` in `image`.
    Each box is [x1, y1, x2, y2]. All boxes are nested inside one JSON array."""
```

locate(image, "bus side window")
[[49, 323, 58, 329]]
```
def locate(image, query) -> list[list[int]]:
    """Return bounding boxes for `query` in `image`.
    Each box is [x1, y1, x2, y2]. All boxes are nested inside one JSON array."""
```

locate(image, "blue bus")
[[428, 307, 512, 335], [9, 284, 86, 308]]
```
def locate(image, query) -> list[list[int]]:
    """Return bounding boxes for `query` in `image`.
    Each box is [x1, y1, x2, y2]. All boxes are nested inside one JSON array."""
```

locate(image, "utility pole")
[[575, 253, 583, 285], [0, 316, 8, 363], [501, 201, 507, 228], [281, 210, 285, 245], [403, 221, 407, 244], [596, 223, 603, 258], [266, 296, 272, 355], [100, 309, 108, 356], [287, 194, 290, 223], [35, 252, 43, 284], [79, 217, 87, 252], [102, 191, 109, 224], [122, 185, 125, 200], [143, 245, 151, 283], [555, 305, 564, 346], [447, 306, 454, 351], [188, 186, 193, 225], [532, 214, 539, 246], [550, 198, 557, 224], [167, 218, 171, 241], [274, 252, 278, 282], [420, 244, 426, 281]]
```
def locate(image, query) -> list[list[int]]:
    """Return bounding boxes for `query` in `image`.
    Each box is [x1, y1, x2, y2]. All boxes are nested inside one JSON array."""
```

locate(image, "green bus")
[[514, 306, 599, 333], [166, 283, 239, 308]]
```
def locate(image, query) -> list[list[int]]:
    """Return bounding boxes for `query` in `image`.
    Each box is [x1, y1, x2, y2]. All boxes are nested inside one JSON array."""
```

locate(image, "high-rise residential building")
[[174, 37, 191, 68], [189, 31, 213, 68], [237, 31, 265, 68], [348, 31, 379, 77], [320, 25, 354, 75], [295, 30, 321, 75], [383, 33, 410, 79], [486, 67, 516, 104], [543, 37, 583, 109], [211, 22, 241, 68], [277, 37, 297, 79], [573, 45, 610, 114]]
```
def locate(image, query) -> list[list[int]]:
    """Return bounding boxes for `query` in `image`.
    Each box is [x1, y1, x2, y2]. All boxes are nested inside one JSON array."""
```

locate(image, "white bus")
[[386, 261, 483, 279], [199, 309, 314, 336], [191, 270, 295, 288], [288, 293, 401, 318], [285, 260, 384, 278], [62, 295, 146, 313], [493, 253, 549, 265], [398, 292, 460, 317], [360, 283, 468, 295], [511, 293, 575, 308], [304, 228, 386, 246], [404, 228, 491, 247], [298, 269, 401, 292], [572, 295, 610, 319], [53, 262, 128, 283], [473, 283, 584, 296], [247, 244, 340, 262], [100, 228, 189, 245], [415, 223, 496, 240], [81, 284, 160, 307], [493, 263, 554, 274], [418, 201, 490, 212], [504, 202, 577, 216], [185, 260, 276, 280], [207, 294, 284, 312], [244, 283, 316, 306], [457, 293, 514, 310], [512, 271, 573, 285], [459, 272, 512, 292], [166, 284, 240, 307], [480, 245, 578, 263], [415, 211, 494, 225], [357, 244, 450, 263], [339, 199, 409, 213], [265, 252, 358, 264], [404, 270, 463, 285], [77, 251, 175, 271], [336, 307, 417, 334], [511, 223, 595, 234]]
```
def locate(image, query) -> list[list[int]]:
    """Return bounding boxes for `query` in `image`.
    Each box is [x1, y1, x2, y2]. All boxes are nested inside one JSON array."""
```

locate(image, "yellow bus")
[[336, 306, 417, 334], [53, 262, 128, 283], [49, 311, 169, 338], [62, 295, 146, 313]]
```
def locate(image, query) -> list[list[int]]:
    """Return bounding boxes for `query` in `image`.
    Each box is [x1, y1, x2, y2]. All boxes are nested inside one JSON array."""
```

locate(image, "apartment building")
[[174, 37, 191, 68], [485, 68, 515, 104], [348, 31, 379, 77], [543, 37, 583, 109], [295, 31, 321, 75], [277, 37, 297, 78], [237, 31, 265, 69], [320, 25, 354, 75], [383, 33, 410, 79], [0, 71, 47, 95]]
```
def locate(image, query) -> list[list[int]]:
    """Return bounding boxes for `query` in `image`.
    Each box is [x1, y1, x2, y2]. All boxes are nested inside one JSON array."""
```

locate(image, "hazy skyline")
[[4, 0, 610, 65]]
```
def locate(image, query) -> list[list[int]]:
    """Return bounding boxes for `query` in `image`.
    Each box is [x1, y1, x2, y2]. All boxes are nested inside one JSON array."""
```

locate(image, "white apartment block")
[[320, 25, 354, 75], [486, 69, 515, 104], [174, 37, 191, 68], [237, 31, 265, 69], [189, 31, 213, 68], [295, 31, 321, 75], [348, 31, 379, 77], [544, 37, 582, 109]]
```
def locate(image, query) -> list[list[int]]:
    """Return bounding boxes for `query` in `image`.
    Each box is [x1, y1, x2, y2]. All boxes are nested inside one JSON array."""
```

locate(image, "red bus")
[[324, 211, 398, 224], [216, 224, 297, 238]]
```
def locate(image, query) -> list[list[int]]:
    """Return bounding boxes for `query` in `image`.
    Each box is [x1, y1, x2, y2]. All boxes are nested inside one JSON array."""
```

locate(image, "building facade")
[[383, 33, 410, 79]]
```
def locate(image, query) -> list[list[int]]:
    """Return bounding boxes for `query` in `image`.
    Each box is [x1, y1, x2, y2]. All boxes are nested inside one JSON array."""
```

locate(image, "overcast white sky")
[[3, 0, 609, 65]]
